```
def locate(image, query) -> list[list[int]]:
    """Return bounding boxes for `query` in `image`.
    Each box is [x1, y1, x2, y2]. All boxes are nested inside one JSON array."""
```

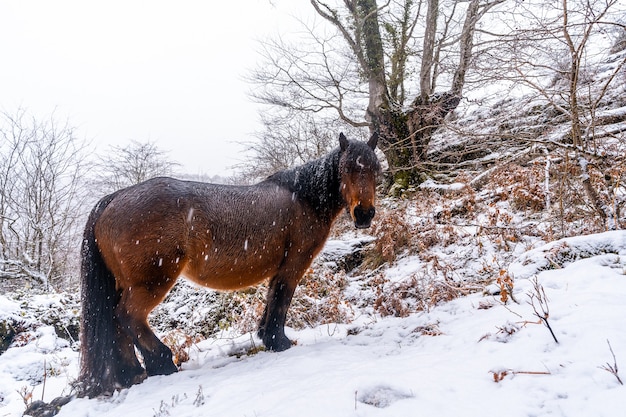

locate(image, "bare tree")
[[486, 0, 625, 144], [238, 112, 361, 181], [251, 0, 504, 191], [94, 140, 180, 194], [472, 0, 626, 230], [0, 118, 28, 263], [0, 109, 88, 289]]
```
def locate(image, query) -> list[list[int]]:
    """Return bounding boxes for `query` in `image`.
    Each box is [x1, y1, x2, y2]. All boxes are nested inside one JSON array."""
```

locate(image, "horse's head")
[[338, 132, 381, 229]]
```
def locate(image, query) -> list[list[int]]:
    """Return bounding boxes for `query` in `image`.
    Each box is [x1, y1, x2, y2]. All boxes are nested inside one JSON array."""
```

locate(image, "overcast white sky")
[[0, 0, 306, 177]]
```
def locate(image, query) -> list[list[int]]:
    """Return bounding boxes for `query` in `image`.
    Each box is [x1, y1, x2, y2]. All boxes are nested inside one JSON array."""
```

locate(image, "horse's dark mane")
[[263, 147, 343, 219]]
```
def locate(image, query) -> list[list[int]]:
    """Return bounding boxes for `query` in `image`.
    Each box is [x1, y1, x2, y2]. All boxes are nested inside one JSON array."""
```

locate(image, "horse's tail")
[[78, 192, 120, 398]]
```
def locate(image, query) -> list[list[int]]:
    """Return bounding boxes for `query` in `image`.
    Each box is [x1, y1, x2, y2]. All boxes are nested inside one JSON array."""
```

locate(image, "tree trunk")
[[356, 0, 466, 192], [313, 0, 480, 192], [420, 0, 439, 100]]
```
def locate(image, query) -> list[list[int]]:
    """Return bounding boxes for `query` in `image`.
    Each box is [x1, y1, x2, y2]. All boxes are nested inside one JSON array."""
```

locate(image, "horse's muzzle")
[[353, 205, 375, 229]]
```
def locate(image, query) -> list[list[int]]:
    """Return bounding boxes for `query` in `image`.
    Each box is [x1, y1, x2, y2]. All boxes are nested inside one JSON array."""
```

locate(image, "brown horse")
[[78, 133, 380, 397]]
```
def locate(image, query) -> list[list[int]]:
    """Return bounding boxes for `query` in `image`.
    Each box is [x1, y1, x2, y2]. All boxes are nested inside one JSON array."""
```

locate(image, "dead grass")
[[363, 205, 415, 268], [371, 273, 471, 317], [161, 330, 204, 366]]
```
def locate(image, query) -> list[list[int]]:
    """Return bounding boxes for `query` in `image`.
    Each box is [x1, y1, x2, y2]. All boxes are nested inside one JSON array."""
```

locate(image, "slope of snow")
[[1, 231, 625, 416]]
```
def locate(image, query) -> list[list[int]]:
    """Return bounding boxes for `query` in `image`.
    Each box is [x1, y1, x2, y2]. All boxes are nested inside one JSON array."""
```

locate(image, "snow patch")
[[356, 385, 414, 408], [508, 230, 626, 279]]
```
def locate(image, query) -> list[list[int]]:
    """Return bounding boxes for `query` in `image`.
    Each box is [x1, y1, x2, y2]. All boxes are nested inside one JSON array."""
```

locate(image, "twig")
[[42, 358, 47, 401], [491, 369, 552, 382], [599, 339, 623, 385], [193, 385, 205, 407], [17, 386, 33, 407], [500, 301, 523, 319], [545, 256, 562, 270], [527, 277, 559, 344]]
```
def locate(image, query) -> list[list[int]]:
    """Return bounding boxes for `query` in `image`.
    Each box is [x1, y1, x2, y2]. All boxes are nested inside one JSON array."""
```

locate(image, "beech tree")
[[251, 0, 504, 190]]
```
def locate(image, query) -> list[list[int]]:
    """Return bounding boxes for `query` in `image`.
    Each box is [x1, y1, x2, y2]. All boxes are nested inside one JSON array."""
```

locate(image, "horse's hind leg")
[[113, 321, 146, 386], [115, 283, 179, 377], [258, 271, 302, 352]]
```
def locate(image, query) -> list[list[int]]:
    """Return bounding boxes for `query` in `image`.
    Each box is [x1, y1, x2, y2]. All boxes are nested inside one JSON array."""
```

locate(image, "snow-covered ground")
[[1, 231, 625, 416]]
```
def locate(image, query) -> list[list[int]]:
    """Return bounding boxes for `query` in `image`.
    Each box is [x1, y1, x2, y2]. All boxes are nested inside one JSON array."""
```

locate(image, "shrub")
[[492, 163, 546, 211]]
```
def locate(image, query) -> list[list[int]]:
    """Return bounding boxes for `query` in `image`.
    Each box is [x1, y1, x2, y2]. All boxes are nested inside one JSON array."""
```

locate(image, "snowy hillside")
[[1, 231, 625, 417], [1, 12, 625, 416]]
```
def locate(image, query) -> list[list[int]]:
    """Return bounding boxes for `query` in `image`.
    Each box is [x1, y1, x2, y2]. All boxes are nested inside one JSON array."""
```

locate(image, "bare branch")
[[599, 339, 624, 385], [527, 276, 559, 344]]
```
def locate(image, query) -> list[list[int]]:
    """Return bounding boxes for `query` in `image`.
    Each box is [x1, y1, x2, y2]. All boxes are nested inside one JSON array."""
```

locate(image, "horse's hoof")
[[118, 365, 147, 387], [264, 334, 292, 352], [146, 361, 179, 377], [130, 371, 148, 385]]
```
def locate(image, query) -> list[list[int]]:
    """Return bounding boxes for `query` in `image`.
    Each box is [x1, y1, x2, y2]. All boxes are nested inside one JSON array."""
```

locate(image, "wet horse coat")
[[78, 133, 380, 397]]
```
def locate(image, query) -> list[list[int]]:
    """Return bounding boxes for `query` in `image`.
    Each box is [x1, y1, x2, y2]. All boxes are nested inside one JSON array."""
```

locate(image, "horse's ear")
[[339, 133, 348, 151], [367, 132, 378, 150]]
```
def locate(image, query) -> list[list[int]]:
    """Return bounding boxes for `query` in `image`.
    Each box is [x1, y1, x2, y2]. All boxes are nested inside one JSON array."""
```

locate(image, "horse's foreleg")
[[258, 273, 300, 351], [116, 286, 178, 377]]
